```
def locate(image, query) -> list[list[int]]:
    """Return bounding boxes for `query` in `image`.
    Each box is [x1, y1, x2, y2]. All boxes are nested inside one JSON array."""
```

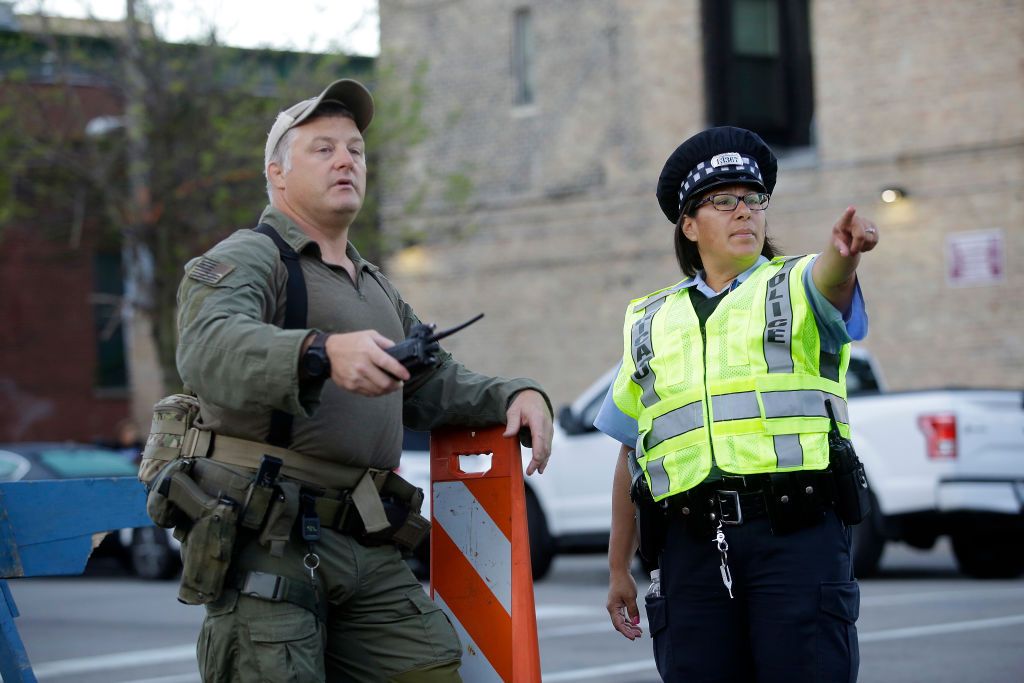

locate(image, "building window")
[[93, 251, 127, 390], [512, 8, 534, 106], [703, 0, 814, 148]]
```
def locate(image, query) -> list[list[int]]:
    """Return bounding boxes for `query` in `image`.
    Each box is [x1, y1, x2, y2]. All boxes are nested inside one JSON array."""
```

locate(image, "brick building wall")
[[378, 0, 1023, 407], [0, 76, 132, 443], [0, 230, 130, 442]]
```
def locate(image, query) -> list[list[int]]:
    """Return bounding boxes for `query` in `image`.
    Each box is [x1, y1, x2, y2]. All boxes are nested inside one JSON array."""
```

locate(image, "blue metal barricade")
[[0, 477, 150, 682]]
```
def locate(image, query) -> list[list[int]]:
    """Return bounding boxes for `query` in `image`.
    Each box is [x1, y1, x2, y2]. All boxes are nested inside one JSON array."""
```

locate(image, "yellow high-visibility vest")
[[612, 255, 851, 501]]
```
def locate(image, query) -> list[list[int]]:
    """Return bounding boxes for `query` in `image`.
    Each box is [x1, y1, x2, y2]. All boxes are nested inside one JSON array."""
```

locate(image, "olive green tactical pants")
[[196, 528, 462, 682]]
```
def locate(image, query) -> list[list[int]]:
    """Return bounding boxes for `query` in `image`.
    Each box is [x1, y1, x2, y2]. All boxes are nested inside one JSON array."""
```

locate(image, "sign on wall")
[[946, 229, 1005, 288]]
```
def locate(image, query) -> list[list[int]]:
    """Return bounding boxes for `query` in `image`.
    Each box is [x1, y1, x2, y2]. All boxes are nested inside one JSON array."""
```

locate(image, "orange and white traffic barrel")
[[429, 426, 542, 682]]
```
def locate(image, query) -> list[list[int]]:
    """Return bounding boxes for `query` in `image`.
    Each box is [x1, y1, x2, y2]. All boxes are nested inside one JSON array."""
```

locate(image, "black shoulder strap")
[[255, 223, 307, 329], [253, 223, 307, 447]]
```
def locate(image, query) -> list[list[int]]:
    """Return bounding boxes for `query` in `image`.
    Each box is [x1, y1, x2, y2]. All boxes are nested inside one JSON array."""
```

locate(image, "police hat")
[[656, 126, 778, 224]]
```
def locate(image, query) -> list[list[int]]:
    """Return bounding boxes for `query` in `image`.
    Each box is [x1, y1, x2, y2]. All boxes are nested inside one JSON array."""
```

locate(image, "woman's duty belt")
[[670, 470, 837, 536]]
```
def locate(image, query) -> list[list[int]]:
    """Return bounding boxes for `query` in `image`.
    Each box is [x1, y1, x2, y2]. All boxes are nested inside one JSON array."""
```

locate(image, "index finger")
[[836, 206, 857, 231], [848, 219, 872, 255]]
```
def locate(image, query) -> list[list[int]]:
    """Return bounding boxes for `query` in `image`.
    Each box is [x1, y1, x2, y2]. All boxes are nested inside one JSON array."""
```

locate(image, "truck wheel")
[[130, 527, 180, 580], [852, 492, 885, 578], [526, 488, 554, 580], [952, 531, 1024, 579]]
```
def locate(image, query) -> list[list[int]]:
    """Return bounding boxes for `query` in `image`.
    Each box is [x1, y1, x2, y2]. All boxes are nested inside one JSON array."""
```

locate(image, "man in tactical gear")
[[166, 79, 553, 682]]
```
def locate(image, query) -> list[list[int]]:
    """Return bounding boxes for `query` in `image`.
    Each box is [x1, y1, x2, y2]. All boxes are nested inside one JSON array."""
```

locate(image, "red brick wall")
[[0, 229, 129, 443]]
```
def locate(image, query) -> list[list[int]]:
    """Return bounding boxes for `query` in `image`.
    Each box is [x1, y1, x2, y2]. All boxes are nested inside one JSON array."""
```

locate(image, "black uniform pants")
[[646, 509, 860, 683]]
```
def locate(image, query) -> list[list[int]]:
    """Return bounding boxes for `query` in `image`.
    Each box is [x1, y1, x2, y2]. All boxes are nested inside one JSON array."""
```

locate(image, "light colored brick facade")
[[378, 0, 1024, 406]]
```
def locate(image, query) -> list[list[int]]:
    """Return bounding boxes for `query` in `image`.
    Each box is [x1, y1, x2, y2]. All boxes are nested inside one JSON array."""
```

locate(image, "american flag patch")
[[188, 257, 235, 285]]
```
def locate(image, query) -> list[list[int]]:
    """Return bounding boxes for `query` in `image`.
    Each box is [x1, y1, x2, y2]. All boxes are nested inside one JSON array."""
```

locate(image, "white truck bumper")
[[937, 480, 1024, 515]]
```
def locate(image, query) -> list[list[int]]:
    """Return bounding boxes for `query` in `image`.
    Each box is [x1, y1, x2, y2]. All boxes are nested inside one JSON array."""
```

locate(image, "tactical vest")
[[612, 255, 852, 502]]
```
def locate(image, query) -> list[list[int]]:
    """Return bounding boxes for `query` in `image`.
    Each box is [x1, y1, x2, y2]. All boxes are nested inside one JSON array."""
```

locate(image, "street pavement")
[[6, 539, 1024, 682]]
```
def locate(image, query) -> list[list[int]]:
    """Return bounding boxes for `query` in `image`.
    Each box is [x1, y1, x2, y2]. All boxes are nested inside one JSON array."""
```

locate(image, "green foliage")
[[0, 15, 373, 390], [443, 172, 474, 207], [0, 8, 449, 394]]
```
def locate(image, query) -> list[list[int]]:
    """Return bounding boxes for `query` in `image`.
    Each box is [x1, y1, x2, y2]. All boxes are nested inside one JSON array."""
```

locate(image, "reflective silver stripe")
[[647, 401, 704, 449], [773, 434, 804, 468], [632, 281, 690, 313], [711, 392, 760, 421], [761, 390, 824, 419], [630, 298, 666, 408], [763, 258, 800, 374], [761, 390, 849, 423], [645, 453, 671, 498]]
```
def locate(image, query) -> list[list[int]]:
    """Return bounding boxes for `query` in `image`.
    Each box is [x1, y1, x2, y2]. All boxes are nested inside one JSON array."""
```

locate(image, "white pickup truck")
[[400, 348, 1024, 580]]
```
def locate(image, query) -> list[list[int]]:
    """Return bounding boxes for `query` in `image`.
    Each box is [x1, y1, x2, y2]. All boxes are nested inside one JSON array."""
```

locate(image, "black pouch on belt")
[[258, 481, 301, 558], [765, 471, 828, 535], [826, 400, 872, 525], [240, 455, 283, 530]]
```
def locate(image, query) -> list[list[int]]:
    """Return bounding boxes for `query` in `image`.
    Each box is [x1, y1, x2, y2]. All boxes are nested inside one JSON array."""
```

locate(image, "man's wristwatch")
[[301, 332, 331, 380]]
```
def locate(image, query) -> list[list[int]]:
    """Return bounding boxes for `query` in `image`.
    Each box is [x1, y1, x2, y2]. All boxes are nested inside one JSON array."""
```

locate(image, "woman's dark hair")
[[673, 196, 780, 277]]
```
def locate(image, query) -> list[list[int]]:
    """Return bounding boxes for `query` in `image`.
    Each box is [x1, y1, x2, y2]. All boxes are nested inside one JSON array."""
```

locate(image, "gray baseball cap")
[[263, 79, 374, 168]]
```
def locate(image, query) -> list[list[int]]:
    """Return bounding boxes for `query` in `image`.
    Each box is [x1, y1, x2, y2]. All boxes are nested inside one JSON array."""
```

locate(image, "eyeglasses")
[[694, 192, 770, 212]]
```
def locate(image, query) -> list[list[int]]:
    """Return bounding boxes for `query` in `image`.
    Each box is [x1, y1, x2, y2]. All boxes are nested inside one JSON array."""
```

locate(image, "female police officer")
[[596, 127, 878, 682]]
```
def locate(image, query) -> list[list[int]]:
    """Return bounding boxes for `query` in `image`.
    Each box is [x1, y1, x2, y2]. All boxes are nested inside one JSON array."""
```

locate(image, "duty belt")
[[180, 428, 396, 536], [670, 470, 836, 535], [181, 428, 384, 491]]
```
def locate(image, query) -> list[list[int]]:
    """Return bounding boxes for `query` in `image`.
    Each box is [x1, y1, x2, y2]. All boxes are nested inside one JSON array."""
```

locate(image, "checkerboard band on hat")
[[678, 155, 764, 211], [655, 126, 778, 224]]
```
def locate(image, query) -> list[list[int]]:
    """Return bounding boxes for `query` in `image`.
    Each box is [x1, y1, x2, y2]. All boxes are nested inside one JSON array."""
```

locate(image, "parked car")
[[399, 348, 1024, 580], [845, 377, 1024, 578], [0, 442, 180, 580]]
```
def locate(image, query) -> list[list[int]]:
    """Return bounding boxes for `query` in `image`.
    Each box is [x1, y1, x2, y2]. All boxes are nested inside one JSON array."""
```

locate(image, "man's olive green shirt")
[[176, 206, 547, 470]]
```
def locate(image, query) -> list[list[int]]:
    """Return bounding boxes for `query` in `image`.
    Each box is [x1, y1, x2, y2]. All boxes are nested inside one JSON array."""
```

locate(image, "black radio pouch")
[[636, 495, 669, 564], [826, 400, 872, 525]]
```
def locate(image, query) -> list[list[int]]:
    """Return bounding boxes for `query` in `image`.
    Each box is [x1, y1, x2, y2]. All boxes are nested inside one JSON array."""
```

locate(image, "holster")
[[178, 496, 239, 605], [145, 458, 239, 605], [146, 459, 193, 529], [828, 432, 872, 525], [627, 450, 668, 564]]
